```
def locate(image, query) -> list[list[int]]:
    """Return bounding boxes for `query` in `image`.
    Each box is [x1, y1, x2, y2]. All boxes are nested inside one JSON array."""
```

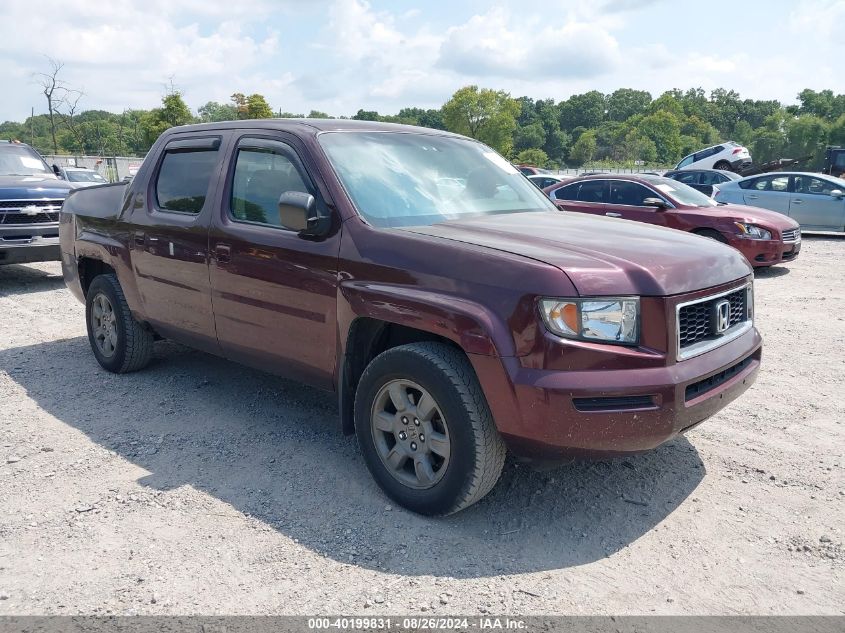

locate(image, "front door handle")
[[215, 244, 231, 263], [605, 212, 622, 217], [792, 199, 803, 205], [746, 195, 759, 200]]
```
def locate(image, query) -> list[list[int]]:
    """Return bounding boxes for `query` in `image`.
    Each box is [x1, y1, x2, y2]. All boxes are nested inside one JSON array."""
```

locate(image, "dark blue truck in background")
[[0, 140, 74, 265]]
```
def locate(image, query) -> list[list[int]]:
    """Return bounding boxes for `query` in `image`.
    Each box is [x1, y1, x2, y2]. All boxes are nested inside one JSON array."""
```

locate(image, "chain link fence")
[[42, 155, 146, 183]]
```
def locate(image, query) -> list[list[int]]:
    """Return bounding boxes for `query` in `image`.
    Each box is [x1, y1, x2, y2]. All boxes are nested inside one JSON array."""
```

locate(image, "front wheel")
[[85, 273, 154, 373], [354, 342, 506, 516]]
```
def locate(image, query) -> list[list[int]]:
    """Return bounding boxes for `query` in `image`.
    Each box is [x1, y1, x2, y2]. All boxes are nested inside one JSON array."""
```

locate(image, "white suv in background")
[[675, 141, 752, 172]]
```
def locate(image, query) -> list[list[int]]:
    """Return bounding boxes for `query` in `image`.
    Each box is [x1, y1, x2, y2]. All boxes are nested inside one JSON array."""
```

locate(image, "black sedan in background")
[[663, 168, 742, 197]]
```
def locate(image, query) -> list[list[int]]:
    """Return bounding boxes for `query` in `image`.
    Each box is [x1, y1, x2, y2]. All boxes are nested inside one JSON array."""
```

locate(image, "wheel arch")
[[336, 282, 515, 436]]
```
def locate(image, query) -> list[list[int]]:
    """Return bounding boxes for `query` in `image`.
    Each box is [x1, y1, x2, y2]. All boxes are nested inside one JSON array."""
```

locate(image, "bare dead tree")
[[57, 88, 86, 154], [33, 57, 68, 154]]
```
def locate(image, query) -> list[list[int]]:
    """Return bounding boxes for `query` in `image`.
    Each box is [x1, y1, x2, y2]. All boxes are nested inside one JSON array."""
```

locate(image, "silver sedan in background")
[[715, 172, 845, 232]]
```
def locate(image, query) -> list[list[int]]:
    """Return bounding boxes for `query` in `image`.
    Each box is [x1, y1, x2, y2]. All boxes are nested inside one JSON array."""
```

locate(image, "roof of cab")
[[165, 118, 466, 139]]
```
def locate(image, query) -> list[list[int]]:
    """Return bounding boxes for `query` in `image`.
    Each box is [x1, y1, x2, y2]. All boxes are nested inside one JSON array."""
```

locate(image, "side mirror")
[[642, 197, 666, 208], [830, 189, 844, 199], [52, 164, 62, 178], [278, 191, 328, 236]]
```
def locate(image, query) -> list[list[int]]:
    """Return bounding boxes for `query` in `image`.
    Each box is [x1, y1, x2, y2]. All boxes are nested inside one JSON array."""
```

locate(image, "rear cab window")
[[154, 137, 221, 214]]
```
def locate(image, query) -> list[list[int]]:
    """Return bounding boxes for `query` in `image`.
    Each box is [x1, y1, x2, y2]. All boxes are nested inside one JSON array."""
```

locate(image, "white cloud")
[[437, 8, 620, 79], [0, 0, 292, 118], [0, 0, 839, 122]]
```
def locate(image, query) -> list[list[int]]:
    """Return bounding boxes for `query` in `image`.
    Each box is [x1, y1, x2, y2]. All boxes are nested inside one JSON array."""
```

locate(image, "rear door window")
[[155, 138, 221, 214], [675, 171, 700, 184], [749, 175, 790, 192], [552, 183, 579, 201], [700, 172, 722, 185], [576, 180, 607, 203]]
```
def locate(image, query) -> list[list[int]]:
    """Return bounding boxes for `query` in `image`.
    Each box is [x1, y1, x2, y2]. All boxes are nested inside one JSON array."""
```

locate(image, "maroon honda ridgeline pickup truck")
[[60, 120, 762, 515]]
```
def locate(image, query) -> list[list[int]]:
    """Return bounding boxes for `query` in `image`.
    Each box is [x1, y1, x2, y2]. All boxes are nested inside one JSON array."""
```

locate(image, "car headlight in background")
[[539, 297, 639, 345], [735, 223, 772, 239]]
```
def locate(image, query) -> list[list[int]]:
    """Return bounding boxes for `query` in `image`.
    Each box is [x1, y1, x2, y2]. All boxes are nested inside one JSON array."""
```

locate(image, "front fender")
[[335, 280, 524, 436], [338, 280, 515, 358]]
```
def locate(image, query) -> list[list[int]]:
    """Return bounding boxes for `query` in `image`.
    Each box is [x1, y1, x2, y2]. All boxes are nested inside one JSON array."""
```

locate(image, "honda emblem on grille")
[[714, 300, 731, 333], [22, 205, 40, 216]]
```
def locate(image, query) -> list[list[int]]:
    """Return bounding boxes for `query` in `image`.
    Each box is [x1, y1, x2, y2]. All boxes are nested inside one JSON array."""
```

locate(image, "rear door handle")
[[792, 199, 803, 205], [605, 212, 622, 217], [215, 244, 231, 263], [746, 195, 759, 200]]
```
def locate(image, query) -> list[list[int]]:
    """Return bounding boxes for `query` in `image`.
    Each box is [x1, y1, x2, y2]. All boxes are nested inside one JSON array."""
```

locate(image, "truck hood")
[[705, 202, 800, 231], [403, 211, 751, 296], [0, 174, 74, 199]]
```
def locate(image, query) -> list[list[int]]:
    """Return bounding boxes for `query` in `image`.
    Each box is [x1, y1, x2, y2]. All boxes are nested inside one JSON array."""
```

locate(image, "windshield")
[[66, 170, 107, 183], [0, 144, 52, 176], [641, 175, 718, 207], [318, 132, 555, 228]]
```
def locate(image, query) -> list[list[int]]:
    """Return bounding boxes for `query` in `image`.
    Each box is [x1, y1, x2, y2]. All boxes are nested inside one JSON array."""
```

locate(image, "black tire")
[[694, 228, 729, 244], [85, 273, 154, 373], [354, 342, 506, 516], [713, 161, 731, 171]]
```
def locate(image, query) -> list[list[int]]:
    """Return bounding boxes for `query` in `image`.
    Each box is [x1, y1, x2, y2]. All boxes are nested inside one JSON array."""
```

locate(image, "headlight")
[[539, 297, 639, 345], [735, 223, 771, 240]]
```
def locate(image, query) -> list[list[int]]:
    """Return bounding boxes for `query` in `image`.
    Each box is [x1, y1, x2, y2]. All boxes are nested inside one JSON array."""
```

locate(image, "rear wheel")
[[354, 342, 506, 516], [713, 160, 731, 171], [86, 274, 154, 373]]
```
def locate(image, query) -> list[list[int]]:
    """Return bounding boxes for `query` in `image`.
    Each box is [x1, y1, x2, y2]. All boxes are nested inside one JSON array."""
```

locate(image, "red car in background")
[[544, 174, 801, 268]]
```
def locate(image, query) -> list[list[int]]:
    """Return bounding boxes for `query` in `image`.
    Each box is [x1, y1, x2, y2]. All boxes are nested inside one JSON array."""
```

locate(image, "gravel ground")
[[0, 238, 843, 615]]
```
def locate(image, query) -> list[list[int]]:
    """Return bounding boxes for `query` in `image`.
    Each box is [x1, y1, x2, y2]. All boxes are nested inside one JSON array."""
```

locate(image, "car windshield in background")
[[66, 170, 108, 183], [0, 145, 52, 176], [640, 175, 718, 207], [318, 132, 556, 228]]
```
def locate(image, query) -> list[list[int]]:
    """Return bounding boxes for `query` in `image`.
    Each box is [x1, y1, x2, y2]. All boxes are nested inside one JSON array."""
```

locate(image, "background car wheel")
[[354, 342, 506, 516], [694, 228, 729, 244], [713, 160, 731, 171], [85, 273, 154, 373]]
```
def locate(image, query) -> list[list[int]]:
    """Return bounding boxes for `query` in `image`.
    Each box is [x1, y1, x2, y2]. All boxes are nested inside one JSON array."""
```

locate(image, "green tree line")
[[3, 86, 844, 170]]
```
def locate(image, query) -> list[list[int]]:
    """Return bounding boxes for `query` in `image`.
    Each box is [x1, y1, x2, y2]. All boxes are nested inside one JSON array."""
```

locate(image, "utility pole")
[[30, 107, 34, 146]]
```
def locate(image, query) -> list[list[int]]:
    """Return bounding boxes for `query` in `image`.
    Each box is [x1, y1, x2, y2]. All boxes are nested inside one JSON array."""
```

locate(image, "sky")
[[1, 0, 843, 122]]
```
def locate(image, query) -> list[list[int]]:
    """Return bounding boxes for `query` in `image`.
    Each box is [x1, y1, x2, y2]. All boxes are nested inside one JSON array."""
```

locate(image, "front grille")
[[781, 228, 801, 243], [677, 285, 751, 359], [1, 212, 59, 224], [0, 199, 63, 209], [685, 356, 754, 401], [0, 199, 63, 224]]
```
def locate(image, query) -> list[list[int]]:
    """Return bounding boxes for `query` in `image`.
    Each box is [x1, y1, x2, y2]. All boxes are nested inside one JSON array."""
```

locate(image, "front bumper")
[[729, 235, 801, 267], [470, 320, 762, 460], [0, 224, 61, 265]]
